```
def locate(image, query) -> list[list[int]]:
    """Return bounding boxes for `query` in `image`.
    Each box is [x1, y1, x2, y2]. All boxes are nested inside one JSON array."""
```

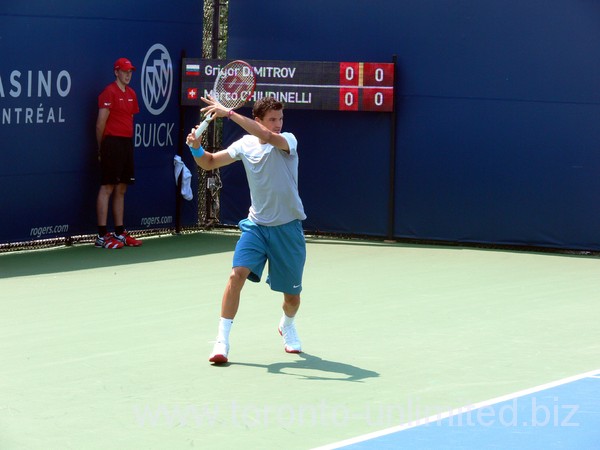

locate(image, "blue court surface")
[[315, 370, 600, 449]]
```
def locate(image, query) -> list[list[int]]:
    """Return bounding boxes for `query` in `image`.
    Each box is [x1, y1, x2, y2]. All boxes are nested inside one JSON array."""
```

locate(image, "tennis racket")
[[193, 59, 257, 138]]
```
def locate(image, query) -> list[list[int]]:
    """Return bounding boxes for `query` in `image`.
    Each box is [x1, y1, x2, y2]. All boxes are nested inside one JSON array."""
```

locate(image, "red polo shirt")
[[98, 82, 140, 138]]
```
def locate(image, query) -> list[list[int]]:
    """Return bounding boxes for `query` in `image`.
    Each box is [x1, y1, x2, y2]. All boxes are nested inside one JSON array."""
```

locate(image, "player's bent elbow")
[[196, 158, 211, 171], [265, 133, 290, 152], [196, 154, 218, 171]]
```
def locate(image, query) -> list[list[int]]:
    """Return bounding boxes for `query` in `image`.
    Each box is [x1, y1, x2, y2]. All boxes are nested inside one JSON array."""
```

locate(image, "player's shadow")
[[229, 353, 379, 382]]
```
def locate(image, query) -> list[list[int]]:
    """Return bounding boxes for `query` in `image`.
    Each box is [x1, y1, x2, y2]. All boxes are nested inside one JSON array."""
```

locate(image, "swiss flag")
[[187, 88, 198, 100]]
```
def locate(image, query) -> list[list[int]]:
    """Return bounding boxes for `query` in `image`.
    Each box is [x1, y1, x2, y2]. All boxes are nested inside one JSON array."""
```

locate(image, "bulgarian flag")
[[185, 64, 200, 76]]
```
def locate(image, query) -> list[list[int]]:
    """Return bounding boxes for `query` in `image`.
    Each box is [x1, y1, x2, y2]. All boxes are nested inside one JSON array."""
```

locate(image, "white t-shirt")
[[227, 132, 307, 226]]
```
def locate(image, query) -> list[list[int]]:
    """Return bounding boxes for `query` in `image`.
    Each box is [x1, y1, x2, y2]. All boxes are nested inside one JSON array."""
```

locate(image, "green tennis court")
[[1, 232, 599, 449]]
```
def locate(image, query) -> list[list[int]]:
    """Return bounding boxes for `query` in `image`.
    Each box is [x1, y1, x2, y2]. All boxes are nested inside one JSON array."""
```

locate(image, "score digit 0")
[[339, 62, 360, 86], [362, 63, 394, 87], [339, 87, 359, 111], [361, 88, 393, 111]]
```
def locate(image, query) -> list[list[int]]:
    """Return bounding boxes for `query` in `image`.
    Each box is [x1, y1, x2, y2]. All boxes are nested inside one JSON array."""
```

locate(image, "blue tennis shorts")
[[233, 218, 306, 294]]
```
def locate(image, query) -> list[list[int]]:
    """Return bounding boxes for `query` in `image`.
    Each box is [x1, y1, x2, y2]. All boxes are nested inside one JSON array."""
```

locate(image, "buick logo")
[[141, 43, 173, 115]]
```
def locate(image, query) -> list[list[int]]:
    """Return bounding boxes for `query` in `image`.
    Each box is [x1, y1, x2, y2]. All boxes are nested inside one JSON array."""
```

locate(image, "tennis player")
[[186, 95, 307, 364]]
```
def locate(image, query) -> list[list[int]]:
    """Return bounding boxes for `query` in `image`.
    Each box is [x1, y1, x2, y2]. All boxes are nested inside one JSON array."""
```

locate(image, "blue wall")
[[0, 0, 202, 244], [223, 0, 600, 250], [2, 1, 599, 251]]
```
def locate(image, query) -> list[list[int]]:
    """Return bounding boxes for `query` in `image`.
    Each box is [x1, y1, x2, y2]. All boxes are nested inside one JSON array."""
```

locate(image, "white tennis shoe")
[[209, 341, 229, 364], [278, 319, 302, 354]]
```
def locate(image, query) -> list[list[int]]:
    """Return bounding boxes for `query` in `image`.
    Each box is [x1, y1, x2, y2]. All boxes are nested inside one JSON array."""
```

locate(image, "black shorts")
[[100, 135, 135, 185]]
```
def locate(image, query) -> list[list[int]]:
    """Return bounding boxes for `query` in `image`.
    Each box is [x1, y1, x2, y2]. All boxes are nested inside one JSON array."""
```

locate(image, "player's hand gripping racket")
[[194, 60, 256, 138]]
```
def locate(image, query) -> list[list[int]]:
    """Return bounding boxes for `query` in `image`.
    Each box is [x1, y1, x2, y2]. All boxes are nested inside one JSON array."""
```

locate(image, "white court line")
[[312, 368, 600, 450]]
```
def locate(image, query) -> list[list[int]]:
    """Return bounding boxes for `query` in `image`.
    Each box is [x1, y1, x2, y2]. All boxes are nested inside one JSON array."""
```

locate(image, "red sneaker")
[[95, 233, 124, 249], [115, 231, 142, 247]]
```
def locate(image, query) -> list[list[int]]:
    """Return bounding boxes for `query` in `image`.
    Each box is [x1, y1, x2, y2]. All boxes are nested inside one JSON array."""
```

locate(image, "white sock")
[[281, 314, 295, 328], [217, 317, 233, 343]]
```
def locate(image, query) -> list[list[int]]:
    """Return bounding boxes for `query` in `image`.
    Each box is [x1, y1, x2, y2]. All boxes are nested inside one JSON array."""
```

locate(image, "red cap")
[[114, 58, 136, 71]]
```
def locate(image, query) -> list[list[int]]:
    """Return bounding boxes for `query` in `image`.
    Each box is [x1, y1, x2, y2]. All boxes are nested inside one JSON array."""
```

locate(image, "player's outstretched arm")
[[200, 95, 289, 151]]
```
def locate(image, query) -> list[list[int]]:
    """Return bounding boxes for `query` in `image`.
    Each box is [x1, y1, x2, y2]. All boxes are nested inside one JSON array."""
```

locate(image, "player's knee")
[[284, 293, 301, 308], [228, 267, 250, 286], [115, 184, 128, 196], [99, 185, 114, 196]]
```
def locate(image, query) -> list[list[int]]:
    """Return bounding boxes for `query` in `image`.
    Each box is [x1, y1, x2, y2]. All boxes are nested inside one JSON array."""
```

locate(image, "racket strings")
[[214, 62, 256, 109]]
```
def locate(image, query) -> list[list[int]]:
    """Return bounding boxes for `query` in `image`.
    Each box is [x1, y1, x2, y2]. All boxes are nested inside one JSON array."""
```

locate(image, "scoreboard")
[[181, 59, 395, 112]]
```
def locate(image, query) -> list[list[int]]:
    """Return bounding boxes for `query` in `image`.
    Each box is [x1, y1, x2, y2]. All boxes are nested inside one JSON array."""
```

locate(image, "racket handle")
[[194, 114, 213, 139]]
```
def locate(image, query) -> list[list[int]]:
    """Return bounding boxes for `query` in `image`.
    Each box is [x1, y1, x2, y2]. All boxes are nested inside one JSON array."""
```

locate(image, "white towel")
[[174, 155, 193, 201]]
